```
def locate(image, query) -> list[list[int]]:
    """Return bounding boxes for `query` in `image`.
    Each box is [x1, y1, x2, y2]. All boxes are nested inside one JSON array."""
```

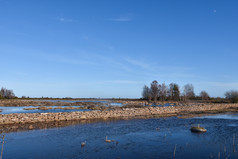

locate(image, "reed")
[[0, 134, 5, 159], [224, 146, 226, 157], [233, 134, 235, 145], [173, 145, 176, 159], [233, 134, 236, 153]]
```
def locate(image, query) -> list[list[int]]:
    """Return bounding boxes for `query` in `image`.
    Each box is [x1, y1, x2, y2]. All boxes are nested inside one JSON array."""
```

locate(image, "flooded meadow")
[[1, 113, 238, 159]]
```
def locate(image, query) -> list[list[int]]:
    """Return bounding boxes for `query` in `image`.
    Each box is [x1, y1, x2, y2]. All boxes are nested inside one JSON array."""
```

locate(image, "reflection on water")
[[2, 114, 238, 159], [0, 106, 90, 114], [195, 113, 238, 120]]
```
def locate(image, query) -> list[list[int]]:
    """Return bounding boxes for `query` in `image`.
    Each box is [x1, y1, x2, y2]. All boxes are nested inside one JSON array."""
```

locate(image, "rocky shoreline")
[[1, 103, 238, 126]]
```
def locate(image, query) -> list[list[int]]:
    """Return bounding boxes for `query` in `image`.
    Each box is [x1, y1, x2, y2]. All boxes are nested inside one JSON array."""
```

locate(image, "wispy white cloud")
[[94, 54, 133, 72], [40, 53, 98, 66], [17, 49, 98, 66], [108, 14, 133, 22], [109, 17, 131, 22], [124, 57, 194, 77], [92, 54, 195, 81], [125, 58, 150, 69], [57, 17, 73, 22]]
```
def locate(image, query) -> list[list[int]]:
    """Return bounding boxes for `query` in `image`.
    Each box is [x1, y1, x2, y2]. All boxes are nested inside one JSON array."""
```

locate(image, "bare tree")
[[168, 83, 174, 100], [184, 84, 195, 100], [200, 91, 209, 100], [150, 80, 159, 103], [159, 82, 167, 101], [158, 84, 162, 100], [225, 90, 238, 103], [142, 85, 152, 103], [6, 90, 15, 99], [0, 88, 5, 98], [142, 85, 150, 101], [0, 87, 15, 99]]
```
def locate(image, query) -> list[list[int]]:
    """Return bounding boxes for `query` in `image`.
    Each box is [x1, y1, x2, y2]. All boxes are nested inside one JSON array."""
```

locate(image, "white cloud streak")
[[109, 17, 131, 22], [108, 14, 133, 22], [21, 50, 99, 66], [125, 58, 150, 69], [57, 17, 73, 22]]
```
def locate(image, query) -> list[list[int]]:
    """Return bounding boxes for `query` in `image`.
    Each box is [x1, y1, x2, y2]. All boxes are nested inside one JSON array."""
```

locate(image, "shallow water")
[[0, 100, 123, 114], [0, 106, 90, 114], [2, 114, 238, 159]]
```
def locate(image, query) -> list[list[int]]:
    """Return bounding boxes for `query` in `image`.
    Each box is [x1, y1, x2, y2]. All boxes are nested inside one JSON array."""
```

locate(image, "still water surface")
[[0, 106, 90, 114], [2, 114, 238, 159]]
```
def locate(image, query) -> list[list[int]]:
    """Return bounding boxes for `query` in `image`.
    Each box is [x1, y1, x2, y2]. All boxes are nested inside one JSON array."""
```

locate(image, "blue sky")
[[0, 0, 238, 98]]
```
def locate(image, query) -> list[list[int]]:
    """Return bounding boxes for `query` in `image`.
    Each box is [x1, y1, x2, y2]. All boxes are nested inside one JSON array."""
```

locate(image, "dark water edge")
[[1, 114, 238, 159]]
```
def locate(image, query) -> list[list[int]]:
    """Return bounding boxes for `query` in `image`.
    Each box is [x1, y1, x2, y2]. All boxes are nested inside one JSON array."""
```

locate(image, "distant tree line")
[[225, 90, 238, 103], [142, 80, 210, 103], [0, 87, 16, 99]]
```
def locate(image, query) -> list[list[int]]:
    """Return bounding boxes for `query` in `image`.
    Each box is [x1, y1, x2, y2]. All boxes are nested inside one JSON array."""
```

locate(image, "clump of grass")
[[37, 107, 53, 110], [59, 107, 85, 110], [23, 108, 37, 110], [122, 104, 144, 108], [87, 105, 106, 110]]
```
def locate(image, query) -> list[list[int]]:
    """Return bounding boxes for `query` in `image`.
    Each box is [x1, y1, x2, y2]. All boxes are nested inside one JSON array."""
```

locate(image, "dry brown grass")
[[23, 108, 37, 110]]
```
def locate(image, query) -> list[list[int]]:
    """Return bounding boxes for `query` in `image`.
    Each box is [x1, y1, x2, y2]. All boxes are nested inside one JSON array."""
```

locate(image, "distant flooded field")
[[2, 114, 238, 159], [0, 100, 123, 114]]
